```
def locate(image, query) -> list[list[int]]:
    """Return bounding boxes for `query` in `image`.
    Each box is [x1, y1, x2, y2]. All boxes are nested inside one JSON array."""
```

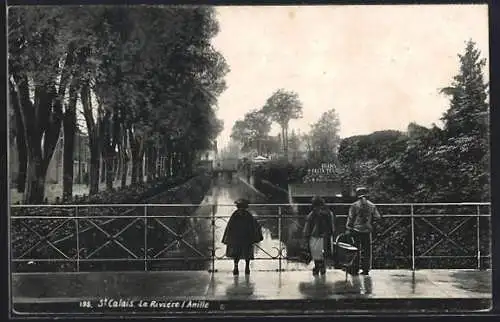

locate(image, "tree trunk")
[[62, 81, 78, 201], [80, 84, 100, 195], [131, 153, 138, 185], [120, 132, 129, 188], [24, 154, 49, 204], [10, 42, 76, 203], [121, 130, 129, 187], [88, 144, 100, 195], [145, 144, 151, 182], [115, 154, 120, 182], [9, 81, 28, 193], [156, 144, 161, 178], [115, 154, 121, 182], [129, 127, 145, 185], [15, 79, 63, 203], [281, 128, 285, 152], [138, 151, 145, 184], [282, 125, 289, 160], [100, 155, 106, 184], [121, 158, 128, 187], [105, 153, 115, 191], [146, 143, 157, 181], [16, 142, 27, 193]]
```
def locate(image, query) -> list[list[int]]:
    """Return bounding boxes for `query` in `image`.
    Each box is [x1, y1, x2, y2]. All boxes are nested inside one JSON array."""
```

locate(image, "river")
[[149, 176, 312, 272]]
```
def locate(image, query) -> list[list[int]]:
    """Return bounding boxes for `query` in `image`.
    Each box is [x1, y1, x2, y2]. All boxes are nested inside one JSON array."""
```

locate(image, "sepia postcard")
[[7, 3, 492, 318]]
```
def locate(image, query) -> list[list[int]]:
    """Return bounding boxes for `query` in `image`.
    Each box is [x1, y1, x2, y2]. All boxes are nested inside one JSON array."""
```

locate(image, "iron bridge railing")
[[9, 202, 491, 273]]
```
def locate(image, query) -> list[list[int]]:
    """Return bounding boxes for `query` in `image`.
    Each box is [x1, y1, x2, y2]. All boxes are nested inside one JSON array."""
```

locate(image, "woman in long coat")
[[222, 198, 263, 275], [303, 196, 335, 276]]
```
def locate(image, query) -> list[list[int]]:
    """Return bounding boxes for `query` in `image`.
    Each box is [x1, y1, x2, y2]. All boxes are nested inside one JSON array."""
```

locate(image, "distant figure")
[[303, 196, 335, 276], [246, 163, 251, 183], [222, 198, 263, 275], [345, 187, 382, 276]]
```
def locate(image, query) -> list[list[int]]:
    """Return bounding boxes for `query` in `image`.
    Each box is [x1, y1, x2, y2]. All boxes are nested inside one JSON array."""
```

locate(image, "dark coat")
[[222, 209, 263, 259], [303, 207, 336, 259], [303, 207, 335, 239]]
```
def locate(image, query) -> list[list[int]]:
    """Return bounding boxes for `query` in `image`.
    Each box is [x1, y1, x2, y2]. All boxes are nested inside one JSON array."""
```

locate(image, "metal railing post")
[[278, 206, 282, 272], [144, 205, 148, 271], [211, 204, 216, 274], [477, 204, 481, 270], [75, 206, 80, 272], [411, 204, 415, 271]]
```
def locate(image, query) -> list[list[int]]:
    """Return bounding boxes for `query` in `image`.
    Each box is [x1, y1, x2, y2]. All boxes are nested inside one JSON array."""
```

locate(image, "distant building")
[[289, 182, 344, 202]]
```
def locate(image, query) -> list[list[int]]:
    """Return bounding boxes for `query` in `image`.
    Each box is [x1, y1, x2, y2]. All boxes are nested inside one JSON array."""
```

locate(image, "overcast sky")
[[211, 4, 489, 148]]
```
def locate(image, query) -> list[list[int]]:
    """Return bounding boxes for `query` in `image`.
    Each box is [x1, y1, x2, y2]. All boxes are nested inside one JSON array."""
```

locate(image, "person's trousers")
[[351, 231, 372, 272]]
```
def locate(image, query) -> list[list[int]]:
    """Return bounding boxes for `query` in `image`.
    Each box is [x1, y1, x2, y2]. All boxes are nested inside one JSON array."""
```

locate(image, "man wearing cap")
[[345, 187, 381, 275]]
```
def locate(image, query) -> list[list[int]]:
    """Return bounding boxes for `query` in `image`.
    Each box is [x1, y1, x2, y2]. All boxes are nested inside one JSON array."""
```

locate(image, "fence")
[[9, 202, 491, 273]]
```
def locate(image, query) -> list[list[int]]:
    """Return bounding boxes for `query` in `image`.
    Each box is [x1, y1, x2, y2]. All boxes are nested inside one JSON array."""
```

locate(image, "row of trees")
[[8, 6, 228, 204], [230, 89, 342, 165], [338, 40, 489, 202]]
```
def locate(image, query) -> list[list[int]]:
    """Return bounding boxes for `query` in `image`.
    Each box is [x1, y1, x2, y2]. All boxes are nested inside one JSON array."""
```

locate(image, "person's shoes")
[[361, 270, 369, 275], [245, 267, 250, 275], [233, 268, 239, 275]]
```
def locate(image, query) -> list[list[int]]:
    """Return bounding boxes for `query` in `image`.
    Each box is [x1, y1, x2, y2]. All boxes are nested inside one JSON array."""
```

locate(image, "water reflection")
[[299, 275, 373, 298], [298, 275, 334, 298], [225, 275, 255, 299]]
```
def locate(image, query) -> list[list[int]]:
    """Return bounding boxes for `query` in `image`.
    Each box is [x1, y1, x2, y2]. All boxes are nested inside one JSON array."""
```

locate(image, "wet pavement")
[[12, 269, 491, 303]]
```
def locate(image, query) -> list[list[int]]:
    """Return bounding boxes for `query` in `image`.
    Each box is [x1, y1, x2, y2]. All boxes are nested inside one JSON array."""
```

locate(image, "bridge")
[[9, 177, 492, 315]]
